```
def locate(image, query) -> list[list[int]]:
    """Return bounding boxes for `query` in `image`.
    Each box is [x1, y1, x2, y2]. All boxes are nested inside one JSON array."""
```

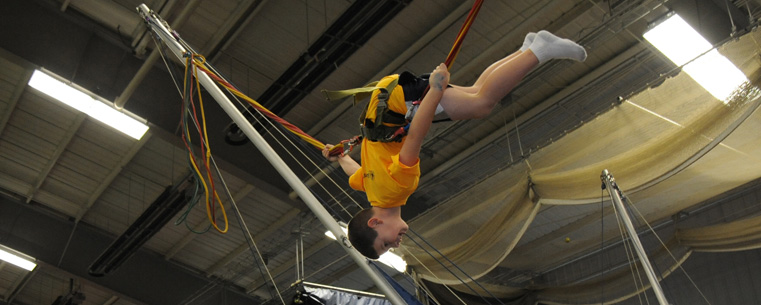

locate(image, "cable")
[[624, 196, 712, 305], [405, 231, 503, 305], [400, 247, 468, 305], [608, 188, 647, 305]]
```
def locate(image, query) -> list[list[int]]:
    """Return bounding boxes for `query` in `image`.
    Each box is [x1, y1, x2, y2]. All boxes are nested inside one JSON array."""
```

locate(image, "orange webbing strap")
[[192, 62, 353, 157], [190, 61, 336, 149]]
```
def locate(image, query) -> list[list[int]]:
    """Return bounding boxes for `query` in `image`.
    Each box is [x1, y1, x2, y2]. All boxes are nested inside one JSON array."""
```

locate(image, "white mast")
[[136, 4, 407, 305], [601, 169, 669, 305]]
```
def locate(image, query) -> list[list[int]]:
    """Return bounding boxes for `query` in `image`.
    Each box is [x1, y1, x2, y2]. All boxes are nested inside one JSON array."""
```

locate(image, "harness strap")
[[323, 77, 408, 142], [321, 78, 396, 106]]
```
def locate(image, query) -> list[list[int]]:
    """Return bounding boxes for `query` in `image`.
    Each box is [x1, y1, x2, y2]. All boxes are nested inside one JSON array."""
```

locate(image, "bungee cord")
[[141, 13, 230, 234], [150, 31, 215, 234], [180, 53, 229, 233]]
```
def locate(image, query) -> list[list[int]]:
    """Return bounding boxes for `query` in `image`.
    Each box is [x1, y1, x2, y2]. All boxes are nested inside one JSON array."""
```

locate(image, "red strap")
[[418, 0, 483, 102]]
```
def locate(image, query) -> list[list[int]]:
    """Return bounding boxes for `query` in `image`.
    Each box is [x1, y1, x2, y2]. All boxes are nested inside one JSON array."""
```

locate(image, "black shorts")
[[399, 71, 429, 102], [399, 71, 452, 102]]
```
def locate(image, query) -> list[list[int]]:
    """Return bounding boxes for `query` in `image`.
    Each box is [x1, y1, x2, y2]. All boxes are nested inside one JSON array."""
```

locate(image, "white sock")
[[529, 30, 587, 64], [519, 32, 536, 52]]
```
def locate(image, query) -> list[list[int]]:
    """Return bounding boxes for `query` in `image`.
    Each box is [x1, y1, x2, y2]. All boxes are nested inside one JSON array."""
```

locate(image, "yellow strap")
[[321, 86, 377, 105], [321, 78, 397, 106]]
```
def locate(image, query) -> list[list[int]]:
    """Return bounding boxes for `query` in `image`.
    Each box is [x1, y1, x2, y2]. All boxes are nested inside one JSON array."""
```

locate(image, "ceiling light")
[[325, 227, 407, 273], [0, 244, 37, 271], [644, 13, 747, 102], [378, 250, 407, 273], [27, 69, 149, 139]]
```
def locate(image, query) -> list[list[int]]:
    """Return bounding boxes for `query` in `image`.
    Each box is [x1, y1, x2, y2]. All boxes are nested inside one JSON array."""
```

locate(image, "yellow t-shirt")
[[349, 75, 421, 208]]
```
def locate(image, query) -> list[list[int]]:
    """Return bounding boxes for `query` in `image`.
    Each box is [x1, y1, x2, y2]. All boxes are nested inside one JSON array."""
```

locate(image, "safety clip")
[[340, 136, 362, 156]]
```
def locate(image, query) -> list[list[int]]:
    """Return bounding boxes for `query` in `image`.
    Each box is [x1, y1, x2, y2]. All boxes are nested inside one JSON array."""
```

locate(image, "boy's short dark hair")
[[348, 208, 379, 259]]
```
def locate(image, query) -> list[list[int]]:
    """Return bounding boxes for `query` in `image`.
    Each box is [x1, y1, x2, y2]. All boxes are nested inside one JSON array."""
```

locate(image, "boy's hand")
[[430, 63, 450, 91], [324, 144, 361, 176], [323, 144, 339, 162]]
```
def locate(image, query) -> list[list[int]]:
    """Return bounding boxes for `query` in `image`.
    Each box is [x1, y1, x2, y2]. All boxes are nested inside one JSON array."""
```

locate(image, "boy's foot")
[[519, 32, 536, 52], [529, 30, 587, 64]]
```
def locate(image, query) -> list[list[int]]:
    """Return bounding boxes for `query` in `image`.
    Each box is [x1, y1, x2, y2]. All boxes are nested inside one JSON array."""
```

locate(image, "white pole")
[[136, 4, 407, 305], [601, 169, 669, 305]]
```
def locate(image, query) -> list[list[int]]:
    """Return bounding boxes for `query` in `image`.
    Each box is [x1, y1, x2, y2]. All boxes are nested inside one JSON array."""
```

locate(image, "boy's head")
[[348, 207, 408, 259]]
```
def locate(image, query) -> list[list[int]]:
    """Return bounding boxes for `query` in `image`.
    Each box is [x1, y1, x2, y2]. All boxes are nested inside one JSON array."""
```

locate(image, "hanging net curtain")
[[399, 29, 761, 304]]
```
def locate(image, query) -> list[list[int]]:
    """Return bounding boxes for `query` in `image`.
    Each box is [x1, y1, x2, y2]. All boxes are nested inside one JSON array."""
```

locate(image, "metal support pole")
[[136, 5, 406, 305], [601, 169, 668, 305]]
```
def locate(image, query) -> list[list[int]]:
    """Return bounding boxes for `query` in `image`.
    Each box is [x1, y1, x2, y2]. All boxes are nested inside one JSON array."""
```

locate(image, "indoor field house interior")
[[1, 0, 761, 304]]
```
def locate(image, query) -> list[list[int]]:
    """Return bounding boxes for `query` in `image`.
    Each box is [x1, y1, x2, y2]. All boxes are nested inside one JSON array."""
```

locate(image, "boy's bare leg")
[[455, 32, 537, 94], [440, 31, 585, 120], [440, 50, 539, 120]]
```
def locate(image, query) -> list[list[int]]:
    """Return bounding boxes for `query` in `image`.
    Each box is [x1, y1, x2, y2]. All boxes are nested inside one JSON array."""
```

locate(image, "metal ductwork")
[[88, 175, 195, 277], [224, 0, 413, 144]]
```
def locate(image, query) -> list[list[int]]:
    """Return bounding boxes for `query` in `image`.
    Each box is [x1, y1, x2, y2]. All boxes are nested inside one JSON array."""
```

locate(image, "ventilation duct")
[[224, 0, 413, 144], [88, 175, 195, 276]]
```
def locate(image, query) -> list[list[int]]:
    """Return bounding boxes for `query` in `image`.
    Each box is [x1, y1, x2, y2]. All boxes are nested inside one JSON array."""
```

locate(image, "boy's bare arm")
[[399, 63, 450, 166], [323, 144, 360, 176]]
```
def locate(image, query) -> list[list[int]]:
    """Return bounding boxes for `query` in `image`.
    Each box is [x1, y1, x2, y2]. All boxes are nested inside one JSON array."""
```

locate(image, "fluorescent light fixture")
[[27, 70, 149, 139], [0, 244, 37, 271], [325, 227, 407, 273], [644, 13, 747, 102], [378, 250, 407, 273]]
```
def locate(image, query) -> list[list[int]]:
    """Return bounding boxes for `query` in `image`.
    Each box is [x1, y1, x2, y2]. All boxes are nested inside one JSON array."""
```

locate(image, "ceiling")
[[0, 0, 760, 304]]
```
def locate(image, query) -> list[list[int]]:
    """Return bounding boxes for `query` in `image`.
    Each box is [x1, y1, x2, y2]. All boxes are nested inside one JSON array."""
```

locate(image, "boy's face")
[[370, 216, 408, 257]]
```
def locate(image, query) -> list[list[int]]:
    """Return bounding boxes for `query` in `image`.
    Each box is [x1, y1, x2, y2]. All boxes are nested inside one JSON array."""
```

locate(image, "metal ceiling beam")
[[74, 132, 152, 222], [25, 113, 85, 204], [0, 49, 33, 136], [101, 295, 119, 305], [0, 171, 82, 214], [4, 267, 38, 305], [204, 0, 269, 60], [59, 0, 143, 36]]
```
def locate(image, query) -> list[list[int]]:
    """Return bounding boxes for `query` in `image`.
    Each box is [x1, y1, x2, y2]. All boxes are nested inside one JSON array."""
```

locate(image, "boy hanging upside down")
[[323, 31, 587, 259]]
